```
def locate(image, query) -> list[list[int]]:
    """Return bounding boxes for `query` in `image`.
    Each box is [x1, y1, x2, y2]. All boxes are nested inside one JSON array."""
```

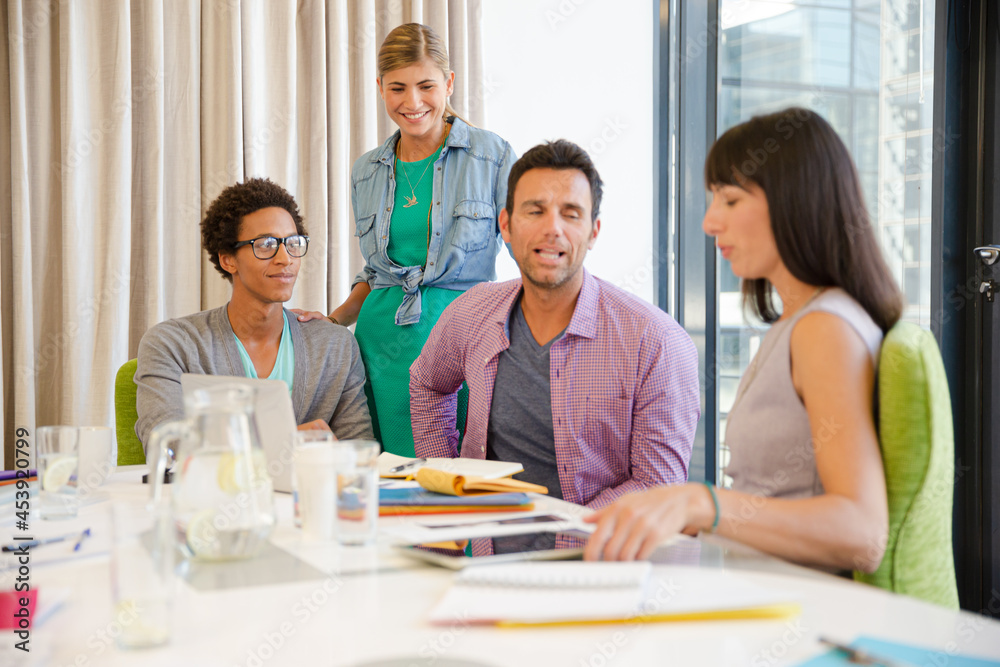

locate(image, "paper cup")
[[78, 426, 115, 494]]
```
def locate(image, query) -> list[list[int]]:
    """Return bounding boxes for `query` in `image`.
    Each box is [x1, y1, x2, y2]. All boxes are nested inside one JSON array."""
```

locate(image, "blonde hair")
[[377, 23, 465, 123]]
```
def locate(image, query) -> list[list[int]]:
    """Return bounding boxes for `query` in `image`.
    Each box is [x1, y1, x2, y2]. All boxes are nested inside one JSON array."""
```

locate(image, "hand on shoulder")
[[289, 308, 334, 324]]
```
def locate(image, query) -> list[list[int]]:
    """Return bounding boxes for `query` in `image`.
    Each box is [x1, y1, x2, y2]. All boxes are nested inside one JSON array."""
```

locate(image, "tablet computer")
[[390, 513, 591, 569], [383, 511, 593, 545], [394, 530, 586, 570]]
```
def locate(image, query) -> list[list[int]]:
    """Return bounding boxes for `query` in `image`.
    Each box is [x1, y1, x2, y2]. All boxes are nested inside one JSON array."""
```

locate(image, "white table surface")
[[5, 466, 1000, 667]]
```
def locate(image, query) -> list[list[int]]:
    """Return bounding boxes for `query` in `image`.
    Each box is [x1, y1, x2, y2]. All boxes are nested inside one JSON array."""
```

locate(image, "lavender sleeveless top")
[[724, 288, 883, 499]]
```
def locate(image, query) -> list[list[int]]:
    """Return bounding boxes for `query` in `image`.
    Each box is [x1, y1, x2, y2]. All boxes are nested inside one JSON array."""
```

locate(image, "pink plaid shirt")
[[410, 270, 700, 513]]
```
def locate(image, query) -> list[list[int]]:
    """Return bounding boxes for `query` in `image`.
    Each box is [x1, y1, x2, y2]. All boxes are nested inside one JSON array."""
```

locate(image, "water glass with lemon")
[[37, 426, 80, 520]]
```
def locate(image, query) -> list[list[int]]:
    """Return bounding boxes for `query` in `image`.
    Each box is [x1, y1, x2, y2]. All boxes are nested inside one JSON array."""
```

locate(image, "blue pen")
[[72, 527, 92, 552], [1, 528, 90, 552]]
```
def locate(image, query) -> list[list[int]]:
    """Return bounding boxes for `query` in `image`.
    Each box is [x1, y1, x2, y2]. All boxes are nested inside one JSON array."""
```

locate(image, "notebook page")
[[456, 561, 652, 588]]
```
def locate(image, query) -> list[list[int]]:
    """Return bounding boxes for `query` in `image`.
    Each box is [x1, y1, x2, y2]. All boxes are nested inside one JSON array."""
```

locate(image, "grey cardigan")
[[134, 305, 373, 447]]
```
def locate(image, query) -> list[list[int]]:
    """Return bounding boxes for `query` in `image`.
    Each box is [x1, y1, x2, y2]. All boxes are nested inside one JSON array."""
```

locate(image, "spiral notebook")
[[429, 563, 800, 627]]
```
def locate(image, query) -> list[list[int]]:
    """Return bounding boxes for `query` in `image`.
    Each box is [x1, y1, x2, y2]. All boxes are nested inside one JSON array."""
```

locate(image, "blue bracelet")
[[702, 481, 720, 533]]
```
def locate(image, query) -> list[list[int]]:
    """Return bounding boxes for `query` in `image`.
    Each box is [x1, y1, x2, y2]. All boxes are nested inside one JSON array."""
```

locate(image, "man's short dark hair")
[[201, 177, 307, 281], [505, 140, 604, 222]]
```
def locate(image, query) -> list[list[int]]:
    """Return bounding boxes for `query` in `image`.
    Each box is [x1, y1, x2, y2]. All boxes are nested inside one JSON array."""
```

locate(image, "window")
[[713, 0, 936, 485]]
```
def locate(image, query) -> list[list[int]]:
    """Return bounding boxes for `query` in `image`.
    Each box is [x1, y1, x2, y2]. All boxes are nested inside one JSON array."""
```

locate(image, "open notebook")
[[430, 563, 800, 627]]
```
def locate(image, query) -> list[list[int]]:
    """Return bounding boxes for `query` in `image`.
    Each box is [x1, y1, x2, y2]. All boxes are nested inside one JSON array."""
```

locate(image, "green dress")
[[354, 145, 468, 456]]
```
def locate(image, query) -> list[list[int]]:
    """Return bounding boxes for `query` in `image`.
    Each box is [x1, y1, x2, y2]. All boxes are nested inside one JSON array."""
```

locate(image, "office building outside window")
[[715, 0, 935, 485]]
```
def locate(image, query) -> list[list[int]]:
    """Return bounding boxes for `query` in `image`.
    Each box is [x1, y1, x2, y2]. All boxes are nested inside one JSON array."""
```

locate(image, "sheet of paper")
[[378, 453, 523, 480]]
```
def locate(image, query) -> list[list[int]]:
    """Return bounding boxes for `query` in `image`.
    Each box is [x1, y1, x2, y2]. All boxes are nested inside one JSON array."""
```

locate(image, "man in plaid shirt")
[[410, 140, 700, 532]]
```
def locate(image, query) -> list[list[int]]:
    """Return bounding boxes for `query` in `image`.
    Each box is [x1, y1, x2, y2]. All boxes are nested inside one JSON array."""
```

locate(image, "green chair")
[[115, 359, 146, 465], [854, 322, 959, 608]]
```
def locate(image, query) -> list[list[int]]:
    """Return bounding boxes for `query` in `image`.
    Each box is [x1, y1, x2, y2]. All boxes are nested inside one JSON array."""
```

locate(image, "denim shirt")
[[351, 117, 515, 325]]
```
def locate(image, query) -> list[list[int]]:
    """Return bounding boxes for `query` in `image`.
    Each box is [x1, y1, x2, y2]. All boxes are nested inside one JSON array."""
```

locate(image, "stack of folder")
[[379, 468, 548, 516], [379, 487, 535, 515], [0, 470, 37, 507]]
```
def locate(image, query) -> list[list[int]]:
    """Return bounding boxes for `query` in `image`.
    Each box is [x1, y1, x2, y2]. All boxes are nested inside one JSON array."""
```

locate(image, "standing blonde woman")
[[302, 24, 514, 456]]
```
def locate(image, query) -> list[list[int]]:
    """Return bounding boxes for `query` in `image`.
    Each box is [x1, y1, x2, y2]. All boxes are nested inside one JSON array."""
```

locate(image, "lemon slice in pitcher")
[[42, 456, 78, 491], [216, 451, 267, 494]]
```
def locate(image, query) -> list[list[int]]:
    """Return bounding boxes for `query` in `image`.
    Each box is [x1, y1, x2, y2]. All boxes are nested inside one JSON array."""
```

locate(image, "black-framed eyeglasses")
[[233, 235, 309, 260]]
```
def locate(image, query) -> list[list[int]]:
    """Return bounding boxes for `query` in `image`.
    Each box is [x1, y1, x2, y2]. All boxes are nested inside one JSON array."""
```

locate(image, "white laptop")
[[180, 374, 297, 493]]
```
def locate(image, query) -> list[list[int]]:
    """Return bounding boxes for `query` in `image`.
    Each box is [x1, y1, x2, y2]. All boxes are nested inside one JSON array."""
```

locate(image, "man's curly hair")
[[201, 177, 307, 281]]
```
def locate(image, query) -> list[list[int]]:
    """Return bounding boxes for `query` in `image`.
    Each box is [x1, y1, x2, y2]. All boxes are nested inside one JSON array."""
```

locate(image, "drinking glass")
[[77, 426, 115, 496], [110, 501, 174, 649], [333, 440, 380, 546], [37, 426, 79, 520]]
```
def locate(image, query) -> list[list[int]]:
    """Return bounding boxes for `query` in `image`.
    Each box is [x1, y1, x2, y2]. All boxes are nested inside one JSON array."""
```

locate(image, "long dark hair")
[[705, 107, 903, 333]]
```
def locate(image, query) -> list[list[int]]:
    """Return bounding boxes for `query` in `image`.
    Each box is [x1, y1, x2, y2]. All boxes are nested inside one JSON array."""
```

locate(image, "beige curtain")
[[0, 0, 485, 468]]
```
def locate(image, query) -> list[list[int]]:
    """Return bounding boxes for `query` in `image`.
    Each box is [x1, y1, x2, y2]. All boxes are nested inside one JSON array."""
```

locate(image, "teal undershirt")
[[388, 143, 444, 265], [233, 310, 294, 394], [354, 141, 468, 457]]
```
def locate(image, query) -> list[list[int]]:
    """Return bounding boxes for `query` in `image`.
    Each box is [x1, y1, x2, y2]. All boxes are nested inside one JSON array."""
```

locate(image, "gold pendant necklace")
[[397, 157, 433, 208], [395, 125, 450, 208]]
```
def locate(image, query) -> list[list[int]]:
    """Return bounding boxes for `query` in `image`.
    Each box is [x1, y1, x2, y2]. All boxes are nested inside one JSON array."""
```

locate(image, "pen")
[[2, 528, 91, 552], [0, 470, 36, 482], [72, 527, 92, 552], [389, 458, 427, 474], [818, 637, 912, 667]]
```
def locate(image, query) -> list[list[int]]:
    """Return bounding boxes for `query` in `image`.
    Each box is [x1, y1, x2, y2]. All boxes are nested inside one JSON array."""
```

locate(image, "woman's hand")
[[296, 419, 333, 433], [289, 309, 330, 323], [583, 483, 713, 561]]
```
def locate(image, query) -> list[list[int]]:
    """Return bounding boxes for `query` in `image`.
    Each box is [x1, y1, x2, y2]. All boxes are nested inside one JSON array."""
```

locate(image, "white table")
[[8, 466, 1000, 666]]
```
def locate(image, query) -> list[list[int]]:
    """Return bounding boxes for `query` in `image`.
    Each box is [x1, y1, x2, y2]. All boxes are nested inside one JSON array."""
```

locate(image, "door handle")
[[974, 245, 1000, 266]]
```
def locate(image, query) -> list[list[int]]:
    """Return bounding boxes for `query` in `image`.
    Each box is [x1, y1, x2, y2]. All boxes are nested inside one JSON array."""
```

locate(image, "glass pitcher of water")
[[147, 384, 275, 561]]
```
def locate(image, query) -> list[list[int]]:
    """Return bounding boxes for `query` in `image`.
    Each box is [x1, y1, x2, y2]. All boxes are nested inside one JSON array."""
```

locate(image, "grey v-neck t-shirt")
[[486, 297, 565, 501], [487, 298, 567, 555]]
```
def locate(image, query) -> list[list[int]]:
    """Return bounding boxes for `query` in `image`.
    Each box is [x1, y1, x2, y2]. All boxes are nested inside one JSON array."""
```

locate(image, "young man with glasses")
[[134, 178, 373, 447]]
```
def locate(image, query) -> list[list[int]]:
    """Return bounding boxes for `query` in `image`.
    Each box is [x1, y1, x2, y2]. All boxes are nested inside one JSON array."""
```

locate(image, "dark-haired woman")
[[584, 108, 902, 574]]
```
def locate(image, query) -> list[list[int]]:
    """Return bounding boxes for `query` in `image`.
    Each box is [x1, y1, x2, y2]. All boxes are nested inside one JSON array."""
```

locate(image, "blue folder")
[[798, 636, 1000, 666], [379, 487, 530, 507]]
